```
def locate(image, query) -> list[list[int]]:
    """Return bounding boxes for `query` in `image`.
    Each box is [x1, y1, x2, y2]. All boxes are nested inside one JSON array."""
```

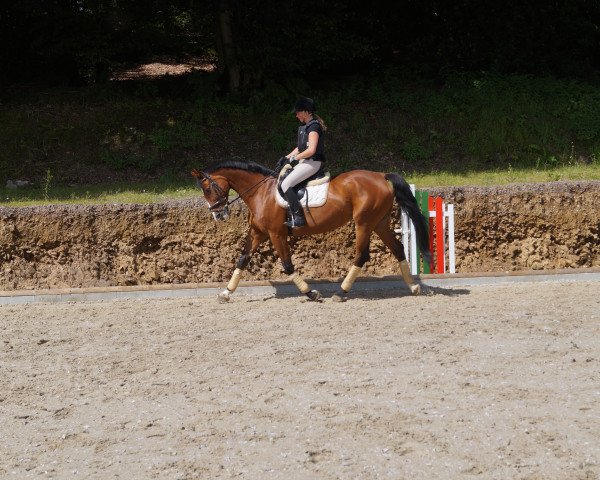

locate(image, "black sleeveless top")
[[297, 119, 325, 162]]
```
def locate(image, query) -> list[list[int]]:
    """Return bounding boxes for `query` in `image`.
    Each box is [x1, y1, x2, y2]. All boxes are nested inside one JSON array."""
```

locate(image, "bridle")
[[195, 171, 229, 211], [195, 169, 275, 211]]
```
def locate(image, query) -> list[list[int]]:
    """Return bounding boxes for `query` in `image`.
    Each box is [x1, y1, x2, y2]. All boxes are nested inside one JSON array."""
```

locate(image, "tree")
[[215, 0, 241, 92], [1, 0, 598, 87]]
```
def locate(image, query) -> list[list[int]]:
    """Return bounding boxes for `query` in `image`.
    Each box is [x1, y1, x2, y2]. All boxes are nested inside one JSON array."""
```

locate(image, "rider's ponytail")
[[314, 114, 328, 132]]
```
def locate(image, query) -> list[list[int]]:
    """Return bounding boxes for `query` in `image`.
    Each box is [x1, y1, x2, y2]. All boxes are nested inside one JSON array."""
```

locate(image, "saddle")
[[276, 164, 331, 208]]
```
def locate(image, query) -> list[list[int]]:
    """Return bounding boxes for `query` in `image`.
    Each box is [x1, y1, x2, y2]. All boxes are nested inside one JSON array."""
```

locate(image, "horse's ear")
[[191, 169, 206, 190]]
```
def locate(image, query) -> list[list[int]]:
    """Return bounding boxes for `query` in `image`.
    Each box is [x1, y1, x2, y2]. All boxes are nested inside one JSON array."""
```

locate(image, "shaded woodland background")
[[1, 1, 599, 187], [3, 0, 599, 87]]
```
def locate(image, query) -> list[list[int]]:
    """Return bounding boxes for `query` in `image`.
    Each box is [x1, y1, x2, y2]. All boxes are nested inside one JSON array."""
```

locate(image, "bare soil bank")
[[1, 181, 598, 290]]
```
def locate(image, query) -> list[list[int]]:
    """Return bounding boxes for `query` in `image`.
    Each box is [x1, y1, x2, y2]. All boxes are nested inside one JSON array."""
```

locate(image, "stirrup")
[[284, 214, 306, 228]]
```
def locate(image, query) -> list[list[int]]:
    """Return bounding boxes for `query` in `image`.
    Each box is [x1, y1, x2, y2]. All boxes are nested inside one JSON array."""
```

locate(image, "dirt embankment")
[[1, 181, 598, 290]]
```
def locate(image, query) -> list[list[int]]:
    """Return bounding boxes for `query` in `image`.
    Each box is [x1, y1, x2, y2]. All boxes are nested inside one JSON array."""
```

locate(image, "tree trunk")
[[215, 0, 241, 93]]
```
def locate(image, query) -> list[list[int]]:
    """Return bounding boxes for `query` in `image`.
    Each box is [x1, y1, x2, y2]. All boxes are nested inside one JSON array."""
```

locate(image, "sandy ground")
[[1, 281, 599, 479]]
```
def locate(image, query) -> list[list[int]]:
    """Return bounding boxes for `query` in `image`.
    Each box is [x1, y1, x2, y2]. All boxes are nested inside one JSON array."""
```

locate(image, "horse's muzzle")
[[212, 206, 230, 221]]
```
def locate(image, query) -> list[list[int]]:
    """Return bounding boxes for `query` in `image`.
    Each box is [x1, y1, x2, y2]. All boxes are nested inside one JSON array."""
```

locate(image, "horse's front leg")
[[218, 226, 267, 303], [270, 232, 321, 301], [332, 224, 372, 302]]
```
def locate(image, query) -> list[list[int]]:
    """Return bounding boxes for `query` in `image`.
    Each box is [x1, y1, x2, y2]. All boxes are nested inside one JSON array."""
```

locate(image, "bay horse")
[[191, 161, 430, 302]]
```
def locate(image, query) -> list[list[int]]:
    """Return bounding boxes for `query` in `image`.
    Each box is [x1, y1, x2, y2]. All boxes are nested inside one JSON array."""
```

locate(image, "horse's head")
[[191, 169, 231, 221]]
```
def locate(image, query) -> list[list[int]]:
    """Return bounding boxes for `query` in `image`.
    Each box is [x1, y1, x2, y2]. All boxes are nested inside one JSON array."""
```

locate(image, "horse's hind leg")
[[218, 226, 267, 303], [374, 222, 421, 295]]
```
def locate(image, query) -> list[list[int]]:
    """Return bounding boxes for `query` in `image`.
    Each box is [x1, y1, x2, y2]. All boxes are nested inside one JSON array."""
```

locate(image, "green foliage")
[[99, 150, 160, 173], [43, 169, 53, 201], [567, 89, 600, 141], [149, 121, 205, 151], [401, 136, 433, 163], [1, 71, 600, 187], [591, 143, 600, 163]]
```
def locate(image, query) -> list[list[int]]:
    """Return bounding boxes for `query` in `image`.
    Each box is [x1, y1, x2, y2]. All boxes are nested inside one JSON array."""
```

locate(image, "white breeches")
[[280, 159, 322, 193]]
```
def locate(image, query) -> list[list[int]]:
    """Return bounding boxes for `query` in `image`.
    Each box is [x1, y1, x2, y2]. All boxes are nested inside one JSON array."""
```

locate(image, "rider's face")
[[295, 110, 311, 124]]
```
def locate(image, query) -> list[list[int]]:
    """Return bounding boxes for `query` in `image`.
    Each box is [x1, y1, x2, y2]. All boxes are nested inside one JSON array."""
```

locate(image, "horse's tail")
[[385, 173, 431, 263]]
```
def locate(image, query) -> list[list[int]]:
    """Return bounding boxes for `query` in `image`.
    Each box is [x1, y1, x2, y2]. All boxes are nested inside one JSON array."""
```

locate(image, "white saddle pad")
[[276, 170, 331, 208]]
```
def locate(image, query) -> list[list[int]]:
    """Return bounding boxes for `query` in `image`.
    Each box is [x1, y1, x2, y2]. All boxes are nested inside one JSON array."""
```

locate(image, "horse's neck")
[[224, 169, 266, 193], [222, 169, 274, 209]]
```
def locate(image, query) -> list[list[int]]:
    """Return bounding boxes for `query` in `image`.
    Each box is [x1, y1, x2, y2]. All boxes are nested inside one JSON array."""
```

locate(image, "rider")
[[278, 96, 327, 228]]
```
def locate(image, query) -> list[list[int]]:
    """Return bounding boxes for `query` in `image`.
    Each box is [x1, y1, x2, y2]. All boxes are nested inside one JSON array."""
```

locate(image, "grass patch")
[[407, 164, 600, 187], [0, 180, 200, 207], [1, 164, 598, 207]]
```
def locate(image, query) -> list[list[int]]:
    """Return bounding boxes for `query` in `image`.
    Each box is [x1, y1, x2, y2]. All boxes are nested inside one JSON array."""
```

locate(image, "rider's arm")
[[295, 131, 319, 161], [286, 147, 299, 159]]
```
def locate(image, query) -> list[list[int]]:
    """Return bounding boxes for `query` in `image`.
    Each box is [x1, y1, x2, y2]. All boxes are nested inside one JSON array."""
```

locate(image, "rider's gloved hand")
[[289, 155, 299, 168], [275, 156, 287, 171]]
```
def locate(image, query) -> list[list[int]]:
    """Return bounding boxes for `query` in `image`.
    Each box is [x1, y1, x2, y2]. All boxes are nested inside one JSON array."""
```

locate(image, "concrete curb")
[[1, 268, 599, 305]]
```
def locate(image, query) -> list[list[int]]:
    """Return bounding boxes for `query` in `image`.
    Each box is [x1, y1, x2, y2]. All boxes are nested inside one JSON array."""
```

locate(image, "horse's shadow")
[[263, 281, 470, 301], [420, 284, 471, 297]]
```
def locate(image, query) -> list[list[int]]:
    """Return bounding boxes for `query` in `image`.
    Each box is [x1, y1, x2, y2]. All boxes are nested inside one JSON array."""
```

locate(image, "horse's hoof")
[[331, 291, 347, 302], [306, 290, 322, 302], [409, 284, 421, 296], [217, 290, 231, 303]]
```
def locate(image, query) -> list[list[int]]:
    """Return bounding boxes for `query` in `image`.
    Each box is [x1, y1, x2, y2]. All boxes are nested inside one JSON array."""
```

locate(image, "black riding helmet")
[[294, 96, 316, 113]]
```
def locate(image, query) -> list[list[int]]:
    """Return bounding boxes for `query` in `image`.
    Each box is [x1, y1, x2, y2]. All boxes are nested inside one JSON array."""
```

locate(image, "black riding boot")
[[283, 188, 306, 228]]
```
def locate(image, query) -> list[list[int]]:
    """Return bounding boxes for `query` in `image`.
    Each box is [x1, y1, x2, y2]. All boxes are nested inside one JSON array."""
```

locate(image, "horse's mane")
[[204, 160, 276, 178]]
